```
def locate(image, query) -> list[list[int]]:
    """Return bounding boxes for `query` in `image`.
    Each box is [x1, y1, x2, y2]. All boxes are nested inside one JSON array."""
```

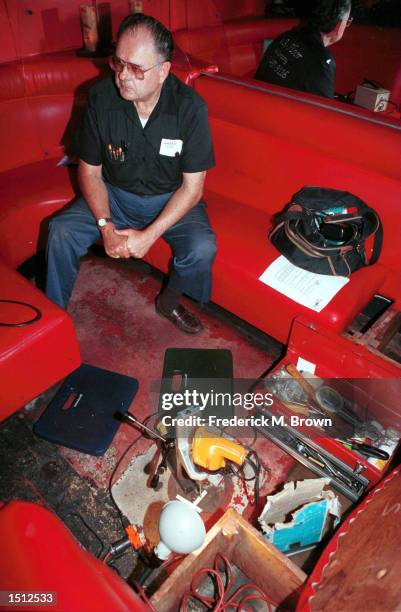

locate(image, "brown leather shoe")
[[155, 298, 203, 334]]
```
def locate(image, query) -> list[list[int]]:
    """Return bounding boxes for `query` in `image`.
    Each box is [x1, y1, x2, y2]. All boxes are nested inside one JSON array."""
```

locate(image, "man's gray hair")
[[310, 0, 352, 33], [117, 13, 174, 62]]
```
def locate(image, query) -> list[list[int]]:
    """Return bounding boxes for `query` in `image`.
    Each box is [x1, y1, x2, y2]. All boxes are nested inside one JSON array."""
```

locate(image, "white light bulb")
[[155, 500, 206, 560]]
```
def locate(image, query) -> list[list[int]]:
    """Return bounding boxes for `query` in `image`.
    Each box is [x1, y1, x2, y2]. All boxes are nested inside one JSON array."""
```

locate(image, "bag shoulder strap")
[[274, 203, 306, 224], [367, 212, 383, 266]]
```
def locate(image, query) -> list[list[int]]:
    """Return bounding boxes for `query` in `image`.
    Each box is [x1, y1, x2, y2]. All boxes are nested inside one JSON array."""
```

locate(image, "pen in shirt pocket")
[[108, 142, 129, 162], [120, 140, 128, 161]]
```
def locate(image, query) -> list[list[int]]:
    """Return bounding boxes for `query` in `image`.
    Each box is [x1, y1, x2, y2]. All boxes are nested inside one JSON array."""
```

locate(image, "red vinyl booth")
[[297, 465, 401, 611], [1, 23, 401, 422], [0, 501, 147, 612]]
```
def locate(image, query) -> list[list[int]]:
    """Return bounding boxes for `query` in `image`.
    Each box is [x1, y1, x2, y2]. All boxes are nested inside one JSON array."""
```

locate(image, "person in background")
[[256, 0, 352, 98], [46, 14, 216, 334]]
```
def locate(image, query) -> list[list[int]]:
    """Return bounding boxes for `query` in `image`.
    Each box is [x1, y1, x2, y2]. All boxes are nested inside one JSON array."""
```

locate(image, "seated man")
[[255, 0, 352, 98], [46, 14, 216, 334]]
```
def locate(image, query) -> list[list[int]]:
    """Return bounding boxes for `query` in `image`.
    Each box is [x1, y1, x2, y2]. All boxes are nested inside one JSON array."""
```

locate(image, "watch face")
[[98, 218, 109, 227]]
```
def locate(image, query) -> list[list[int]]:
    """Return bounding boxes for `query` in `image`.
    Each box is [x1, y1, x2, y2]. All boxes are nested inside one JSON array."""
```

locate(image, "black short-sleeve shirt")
[[255, 26, 336, 99], [75, 73, 215, 195]]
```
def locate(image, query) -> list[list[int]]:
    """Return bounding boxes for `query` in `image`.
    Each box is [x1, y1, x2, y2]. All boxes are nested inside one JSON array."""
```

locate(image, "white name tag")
[[159, 138, 183, 157]]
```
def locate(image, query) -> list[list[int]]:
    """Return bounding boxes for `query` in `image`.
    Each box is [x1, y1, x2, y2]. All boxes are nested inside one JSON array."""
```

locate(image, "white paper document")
[[259, 256, 349, 312]]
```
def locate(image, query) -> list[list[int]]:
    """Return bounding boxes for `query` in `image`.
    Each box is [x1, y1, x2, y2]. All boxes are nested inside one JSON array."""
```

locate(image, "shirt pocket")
[[155, 153, 182, 187]]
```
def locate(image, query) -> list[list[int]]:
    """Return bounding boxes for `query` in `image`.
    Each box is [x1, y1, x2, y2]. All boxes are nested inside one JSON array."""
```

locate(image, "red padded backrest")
[[0, 501, 147, 612], [174, 18, 298, 76], [0, 62, 42, 169], [174, 17, 298, 55], [196, 74, 401, 275], [0, 98, 44, 170], [0, 53, 110, 172], [332, 25, 401, 102], [197, 76, 401, 180], [0, 52, 196, 173], [21, 54, 110, 96], [0, 62, 25, 99]]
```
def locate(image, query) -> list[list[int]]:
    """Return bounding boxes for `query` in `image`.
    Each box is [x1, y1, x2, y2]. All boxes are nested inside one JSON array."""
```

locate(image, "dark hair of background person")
[[117, 13, 174, 61], [309, 0, 352, 32]]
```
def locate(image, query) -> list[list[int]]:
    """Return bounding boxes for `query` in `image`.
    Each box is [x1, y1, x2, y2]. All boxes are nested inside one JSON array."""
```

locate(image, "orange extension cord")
[[180, 553, 278, 611]]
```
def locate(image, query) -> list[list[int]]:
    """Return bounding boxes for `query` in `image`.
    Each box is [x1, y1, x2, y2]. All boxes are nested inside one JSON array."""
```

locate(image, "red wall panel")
[[0, 1, 17, 61], [0, 0, 266, 62], [170, 0, 265, 30], [3, 0, 83, 58]]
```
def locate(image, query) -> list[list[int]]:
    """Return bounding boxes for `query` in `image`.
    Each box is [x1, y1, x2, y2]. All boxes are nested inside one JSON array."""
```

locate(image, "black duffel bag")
[[269, 187, 383, 276]]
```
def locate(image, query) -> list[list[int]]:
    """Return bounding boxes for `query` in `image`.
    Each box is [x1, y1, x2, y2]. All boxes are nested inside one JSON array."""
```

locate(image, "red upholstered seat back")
[[0, 53, 110, 172], [0, 501, 147, 612], [332, 25, 401, 102], [194, 74, 401, 295], [174, 17, 299, 77]]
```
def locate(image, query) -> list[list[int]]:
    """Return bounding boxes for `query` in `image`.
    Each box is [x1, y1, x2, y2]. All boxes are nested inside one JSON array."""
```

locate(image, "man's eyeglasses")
[[109, 55, 164, 80], [346, 16, 353, 27]]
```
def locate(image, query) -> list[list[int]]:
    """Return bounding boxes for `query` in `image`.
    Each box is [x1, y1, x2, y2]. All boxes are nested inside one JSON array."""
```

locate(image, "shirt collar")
[[108, 73, 178, 118], [155, 73, 179, 116]]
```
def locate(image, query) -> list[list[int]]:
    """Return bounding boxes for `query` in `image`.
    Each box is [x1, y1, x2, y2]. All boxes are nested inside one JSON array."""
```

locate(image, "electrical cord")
[[129, 554, 185, 608], [131, 580, 158, 611], [362, 78, 384, 90], [103, 411, 162, 566], [108, 411, 161, 531], [67, 511, 105, 558], [103, 551, 112, 565], [219, 424, 267, 507], [228, 463, 256, 483], [221, 423, 258, 449], [227, 450, 262, 507], [0, 299, 42, 326], [245, 454, 260, 507], [180, 553, 277, 611]]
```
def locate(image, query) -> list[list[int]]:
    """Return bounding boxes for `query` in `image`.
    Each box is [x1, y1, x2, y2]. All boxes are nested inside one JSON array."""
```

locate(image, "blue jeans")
[[46, 183, 217, 308]]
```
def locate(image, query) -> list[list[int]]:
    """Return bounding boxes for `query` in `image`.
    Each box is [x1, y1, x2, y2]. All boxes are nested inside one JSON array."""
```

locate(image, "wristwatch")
[[97, 217, 112, 228]]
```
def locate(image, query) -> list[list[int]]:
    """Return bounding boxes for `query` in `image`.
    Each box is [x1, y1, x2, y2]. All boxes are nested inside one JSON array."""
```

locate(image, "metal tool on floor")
[[120, 409, 260, 503], [147, 445, 170, 490], [119, 412, 175, 491], [266, 365, 372, 437], [255, 411, 369, 501], [121, 413, 168, 444], [338, 439, 390, 460], [285, 365, 356, 434]]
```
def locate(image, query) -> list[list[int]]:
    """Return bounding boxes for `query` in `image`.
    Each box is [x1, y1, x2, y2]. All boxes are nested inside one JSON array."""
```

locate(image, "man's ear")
[[325, 20, 343, 45], [159, 61, 171, 84], [332, 21, 342, 37]]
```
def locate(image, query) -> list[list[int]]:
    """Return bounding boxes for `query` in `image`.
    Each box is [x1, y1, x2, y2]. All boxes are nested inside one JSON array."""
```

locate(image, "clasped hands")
[[103, 226, 155, 260]]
